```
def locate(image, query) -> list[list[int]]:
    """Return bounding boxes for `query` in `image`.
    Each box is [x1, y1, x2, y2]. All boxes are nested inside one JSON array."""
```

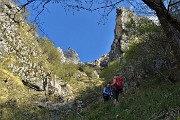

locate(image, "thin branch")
[[34, 1, 50, 23], [126, 0, 136, 9], [169, 0, 180, 6], [105, 1, 119, 17], [167, 0, 172, 13], [19, 0, 36, 11], [32, 1, 44, 11], [69, 0, 124, 12], [16, 0, 124, 34]]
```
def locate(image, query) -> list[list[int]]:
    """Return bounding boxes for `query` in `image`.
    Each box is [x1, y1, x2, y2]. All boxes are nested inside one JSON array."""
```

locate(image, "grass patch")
[[0, 68, 49, 120], [66, 79, 180, 120]]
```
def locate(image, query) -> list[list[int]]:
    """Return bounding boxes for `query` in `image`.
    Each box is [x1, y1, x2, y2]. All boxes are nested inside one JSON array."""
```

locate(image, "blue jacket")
[[103, 87, 111, 96]]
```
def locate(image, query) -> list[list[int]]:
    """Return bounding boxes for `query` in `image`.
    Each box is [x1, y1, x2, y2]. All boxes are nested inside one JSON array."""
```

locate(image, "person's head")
[[113, 76, 117, 80], [107, 82, 111, 87], [116, 73, 120, 76]]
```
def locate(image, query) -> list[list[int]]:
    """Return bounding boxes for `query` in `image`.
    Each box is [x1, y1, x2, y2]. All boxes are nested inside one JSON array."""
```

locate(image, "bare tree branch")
[[34, 1, 50, 23], [169, 0, 180, 6], [71, 0, 124, 12], [167, 0, 172, 13], [19, 0, 36, 11]]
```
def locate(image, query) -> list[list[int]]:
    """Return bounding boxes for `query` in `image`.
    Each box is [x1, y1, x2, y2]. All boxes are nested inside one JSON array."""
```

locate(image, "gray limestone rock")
[[0, 1, 72, 102], [63, 48, 80, 64], [109, 7, 137, 61]]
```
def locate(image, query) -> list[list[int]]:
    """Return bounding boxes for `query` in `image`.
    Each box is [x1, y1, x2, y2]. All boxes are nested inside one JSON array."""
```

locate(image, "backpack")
[[116, 76, 123, 90]]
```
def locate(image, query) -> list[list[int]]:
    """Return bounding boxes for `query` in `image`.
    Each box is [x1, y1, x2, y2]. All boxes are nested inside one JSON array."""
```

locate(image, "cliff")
[[109, 7, 137, 61], [92, 7, 137, 66], [0, 0, 71, 102], [57, 47, 80, 64]]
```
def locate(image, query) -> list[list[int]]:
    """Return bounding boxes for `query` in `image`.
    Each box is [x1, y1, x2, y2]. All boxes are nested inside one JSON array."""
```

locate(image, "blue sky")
[[19, 1, 132, 62], [37, 4, 116, 62]]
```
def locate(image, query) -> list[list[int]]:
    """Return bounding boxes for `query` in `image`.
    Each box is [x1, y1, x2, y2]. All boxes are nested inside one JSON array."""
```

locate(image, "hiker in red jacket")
[[111, 74, 123, 104]]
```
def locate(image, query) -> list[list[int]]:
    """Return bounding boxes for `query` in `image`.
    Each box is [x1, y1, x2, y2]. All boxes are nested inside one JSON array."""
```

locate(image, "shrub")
[[100, 60, 120, 82], [79, 64, 95, 78]]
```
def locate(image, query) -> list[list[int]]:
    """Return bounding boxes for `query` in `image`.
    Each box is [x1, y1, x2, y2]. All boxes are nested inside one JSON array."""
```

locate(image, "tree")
[[17, 0, 180, 68], [142, 0, 180, 68]]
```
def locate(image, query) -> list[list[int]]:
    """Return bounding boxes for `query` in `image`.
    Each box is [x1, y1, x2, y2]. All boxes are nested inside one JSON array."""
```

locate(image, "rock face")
[[93, 7, 137, 65], [89, 54, 109, 67], [109, 7, 137, 61], [63, 48, 80, 64], [57, 47, 80, 64], [0, 1, 71, 101], [57, 47, 66, 63]]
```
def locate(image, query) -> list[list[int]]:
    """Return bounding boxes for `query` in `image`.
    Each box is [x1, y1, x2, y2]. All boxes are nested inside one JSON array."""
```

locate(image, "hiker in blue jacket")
[[102, 82, 112, 101]]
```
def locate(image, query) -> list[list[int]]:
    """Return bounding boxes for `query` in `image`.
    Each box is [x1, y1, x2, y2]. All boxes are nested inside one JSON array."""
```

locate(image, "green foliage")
[[124, 16, 160, 37], [124, 30, 175, 78], [39, 38, 62, 64], [79, 64, 95, 78], [51, 62, 78, 81], [38, 37, 100, 81], [124, 39, 144, 60], [118, 15, 178, 81], [100, 60, 120, 82], [120, 17, 167, 79], [63, 62, 78, 78], [38, 37, 79, 80]]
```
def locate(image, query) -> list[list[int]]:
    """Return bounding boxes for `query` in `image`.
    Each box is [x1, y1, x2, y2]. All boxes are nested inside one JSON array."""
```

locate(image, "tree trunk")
[[142, 0, 180, 68], [157, 12, 180, 68]]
